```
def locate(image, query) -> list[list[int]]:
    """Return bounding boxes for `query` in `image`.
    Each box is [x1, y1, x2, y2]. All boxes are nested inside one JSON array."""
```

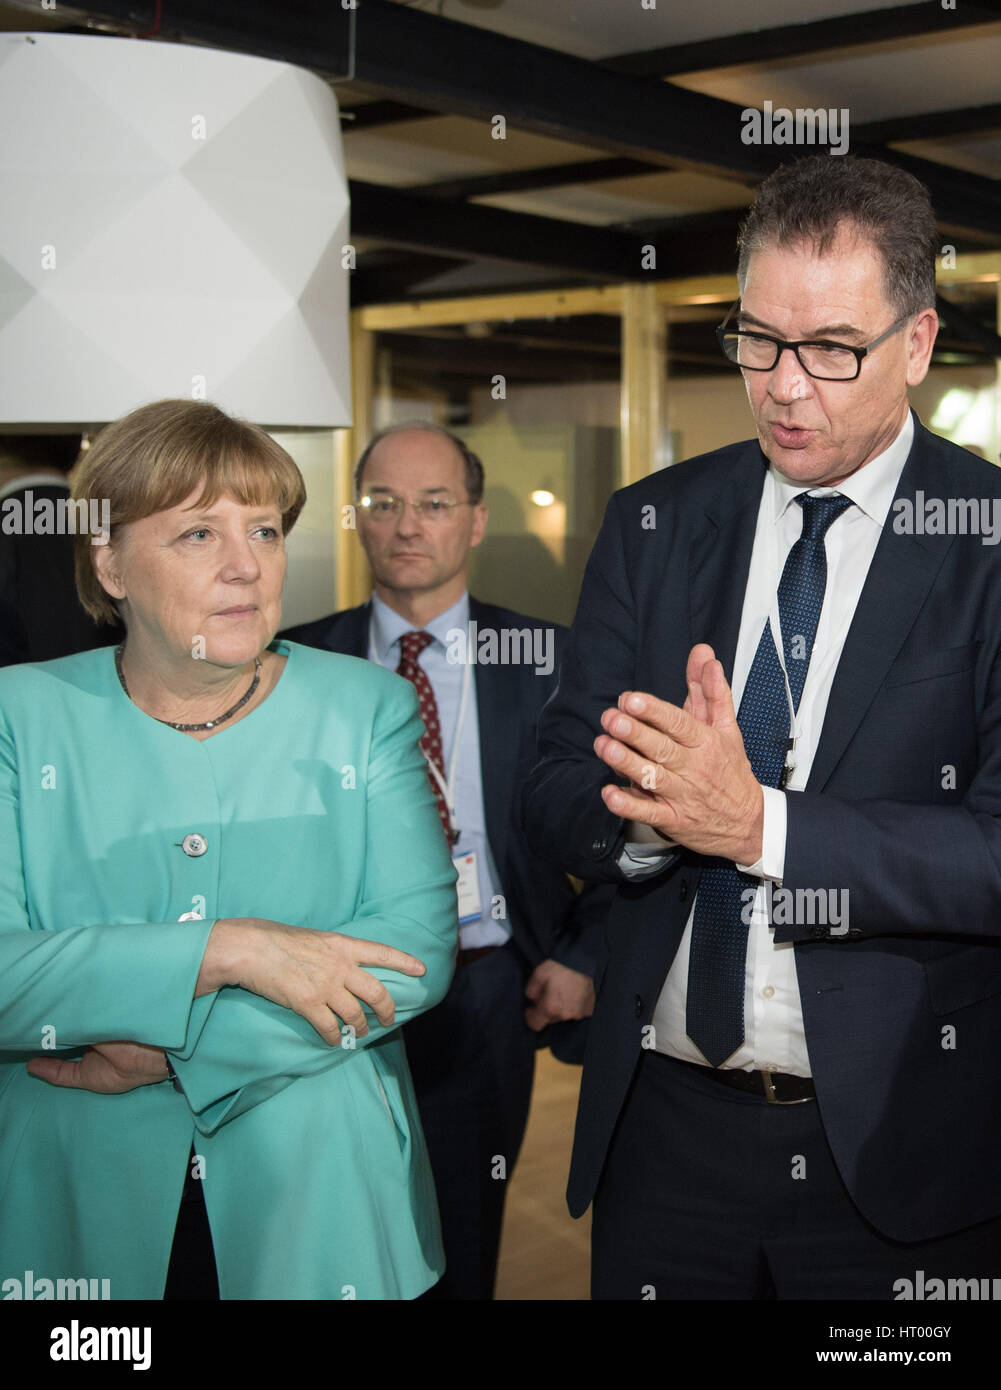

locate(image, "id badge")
[[453, 851, 483, 925]]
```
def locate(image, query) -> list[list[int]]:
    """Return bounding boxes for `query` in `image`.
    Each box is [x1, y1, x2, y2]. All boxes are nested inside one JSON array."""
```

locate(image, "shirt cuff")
[[625, 819, 676, 847], [734, 786, 786, 882], [617, 821, 680, 880]]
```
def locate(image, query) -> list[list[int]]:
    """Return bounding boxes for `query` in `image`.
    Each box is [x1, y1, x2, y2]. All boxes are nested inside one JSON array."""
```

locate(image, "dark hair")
[[737, 156, 938, 317], [354, 422, 484, 504]]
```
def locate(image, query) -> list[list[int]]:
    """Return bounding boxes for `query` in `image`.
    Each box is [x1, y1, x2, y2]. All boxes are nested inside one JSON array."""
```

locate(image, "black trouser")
[[592, 1049, 1001, 1300], [407, 940, 537, 1300], [163, 1149, 219, 1300]]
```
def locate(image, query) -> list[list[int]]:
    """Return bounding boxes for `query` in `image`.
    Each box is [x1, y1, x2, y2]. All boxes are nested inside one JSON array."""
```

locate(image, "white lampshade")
[[0, 32, 350, 427]]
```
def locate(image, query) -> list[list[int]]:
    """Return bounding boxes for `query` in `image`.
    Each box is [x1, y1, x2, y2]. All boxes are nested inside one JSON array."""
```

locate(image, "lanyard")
[[763, 496, 855, 788], [371, 629, 472, 843]]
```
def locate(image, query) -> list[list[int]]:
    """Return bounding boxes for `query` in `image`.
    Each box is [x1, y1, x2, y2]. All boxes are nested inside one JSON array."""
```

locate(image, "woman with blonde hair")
[[0, 398, 457, 1300]]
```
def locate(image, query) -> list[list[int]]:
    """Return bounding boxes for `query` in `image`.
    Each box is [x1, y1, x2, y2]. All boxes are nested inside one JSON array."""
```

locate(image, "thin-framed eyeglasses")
[[359, 493, 475, 523], [716, 300, 913, 381]]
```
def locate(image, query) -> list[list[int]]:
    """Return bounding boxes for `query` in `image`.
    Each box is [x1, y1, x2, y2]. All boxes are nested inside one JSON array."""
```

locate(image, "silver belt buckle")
[[760, 1068, 810, 1105]]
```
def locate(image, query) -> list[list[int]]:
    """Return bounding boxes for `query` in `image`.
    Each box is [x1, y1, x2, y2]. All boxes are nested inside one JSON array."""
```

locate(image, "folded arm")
[[2, 681, 458, 1127], [165, 680, 458, 1130]]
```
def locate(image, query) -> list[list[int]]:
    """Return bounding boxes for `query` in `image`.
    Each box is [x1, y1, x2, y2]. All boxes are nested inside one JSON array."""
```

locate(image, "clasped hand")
[[594, 643, 764, 864]]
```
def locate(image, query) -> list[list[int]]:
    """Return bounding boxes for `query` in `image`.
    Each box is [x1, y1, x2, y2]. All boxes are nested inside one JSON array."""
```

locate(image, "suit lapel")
[[340, 603, 370, 659], [470, 598, 522, 873], [689, 448, 767, 688], [808, 426, 956, 791]]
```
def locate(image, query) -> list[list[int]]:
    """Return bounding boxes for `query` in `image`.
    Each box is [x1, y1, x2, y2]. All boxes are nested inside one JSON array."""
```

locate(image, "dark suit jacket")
[[524, 415, 1001, 1239], [282, 596, 611, 1061]]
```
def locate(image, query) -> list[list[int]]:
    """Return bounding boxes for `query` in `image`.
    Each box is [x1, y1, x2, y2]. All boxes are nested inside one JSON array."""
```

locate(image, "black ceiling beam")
[[351, 249, 469, 305], [415, 157, 666, 202], [64, 0, 781, 182], [848, 140, 1001, 233], [341, 100, 441, 131], [853, 103, 1001, 145], [617, 205, 745, 242], [353, 269, 599, 307], [349, 180, 651, 280], [606, 2, 1001, 78], [59, 0, 1001, 240], [350, 184, 756, 284], [345, 1, 778, 183]]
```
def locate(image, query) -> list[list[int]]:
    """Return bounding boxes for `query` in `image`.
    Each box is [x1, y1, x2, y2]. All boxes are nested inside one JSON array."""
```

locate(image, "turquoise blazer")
[[0, 640, 458, 1299]]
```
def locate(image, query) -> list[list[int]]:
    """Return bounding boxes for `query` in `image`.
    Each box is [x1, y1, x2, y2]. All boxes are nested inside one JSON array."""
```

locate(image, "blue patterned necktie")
[[685, 492, 854, 1067]]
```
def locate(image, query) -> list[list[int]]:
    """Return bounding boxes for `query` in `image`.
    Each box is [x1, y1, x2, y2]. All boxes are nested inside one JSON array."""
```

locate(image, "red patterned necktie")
[[396, 630, 454, 846]]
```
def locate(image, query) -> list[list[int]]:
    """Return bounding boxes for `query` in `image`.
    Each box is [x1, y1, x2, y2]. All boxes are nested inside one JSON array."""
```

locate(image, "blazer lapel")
[[470, 597, 522, 873], [689, 447, 767, 690], [808, 427, 956, 791], [339, 603, 370, 659]]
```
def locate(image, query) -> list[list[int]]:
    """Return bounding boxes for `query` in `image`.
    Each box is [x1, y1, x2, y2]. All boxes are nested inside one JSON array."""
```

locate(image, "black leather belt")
[[654, 1051, 816, 1105], [458, 944, 500, 969]]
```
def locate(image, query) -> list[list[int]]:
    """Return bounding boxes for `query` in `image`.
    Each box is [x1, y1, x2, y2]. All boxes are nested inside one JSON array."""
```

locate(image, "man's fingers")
[[599, 709, 682, 774], [685, 677, 709, 726], [685, 645, 716, 725], [601, 782, 678, 835], [702, 658, 738, 728], [595, 732, 668, 793], [596, 721, 691, 793], [686, 643, 717, 689], [615, 693, 703, 749]]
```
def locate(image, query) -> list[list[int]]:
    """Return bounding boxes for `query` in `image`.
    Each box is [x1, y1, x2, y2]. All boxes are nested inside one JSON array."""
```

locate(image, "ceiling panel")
[[345, 114, 609, 186], [669, 24, 1001, 123], [476, 172, 752, 227], [388, 0, 916, 62], [894, 133, 1001, 181]]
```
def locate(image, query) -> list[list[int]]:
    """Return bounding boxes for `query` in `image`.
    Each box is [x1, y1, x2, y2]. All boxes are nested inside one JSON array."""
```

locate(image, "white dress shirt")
[[623, 411, 914, 1074]]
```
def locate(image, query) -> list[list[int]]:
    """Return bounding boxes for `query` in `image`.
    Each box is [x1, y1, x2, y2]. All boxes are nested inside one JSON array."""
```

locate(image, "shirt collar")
[[369, 591, 470, 663], [769, 408, 914, 529]]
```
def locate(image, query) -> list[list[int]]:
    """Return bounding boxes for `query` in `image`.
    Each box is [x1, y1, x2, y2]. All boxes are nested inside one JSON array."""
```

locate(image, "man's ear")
[[92, 539, 126, 600], [905, 307, 938, 387], [470, 502, 488, 550]]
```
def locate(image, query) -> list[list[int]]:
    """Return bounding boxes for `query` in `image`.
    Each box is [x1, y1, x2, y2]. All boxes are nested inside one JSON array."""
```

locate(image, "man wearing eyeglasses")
[[283, 422, 609, 1298], [524, 154, 1001, 1299]]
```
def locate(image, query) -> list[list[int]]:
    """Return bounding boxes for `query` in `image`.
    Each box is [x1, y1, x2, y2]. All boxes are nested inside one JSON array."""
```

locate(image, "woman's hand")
[[196, 918, 428, 1044], [26, 1040, 169, 1093]]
